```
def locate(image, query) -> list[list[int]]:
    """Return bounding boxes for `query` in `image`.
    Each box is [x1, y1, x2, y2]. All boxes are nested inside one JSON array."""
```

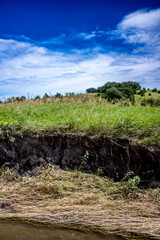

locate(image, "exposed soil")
[[0, 134, 160, 180]]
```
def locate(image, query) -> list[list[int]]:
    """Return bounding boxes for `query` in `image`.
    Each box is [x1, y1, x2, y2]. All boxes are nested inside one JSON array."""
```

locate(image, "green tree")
[[121, 81, 141, 90], [86, 88, 97, 93], [104, 87, 123, 100]]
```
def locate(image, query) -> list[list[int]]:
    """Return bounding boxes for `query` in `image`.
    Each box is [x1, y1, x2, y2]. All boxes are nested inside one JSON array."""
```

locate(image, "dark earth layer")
[[0, 134, 160, 180]]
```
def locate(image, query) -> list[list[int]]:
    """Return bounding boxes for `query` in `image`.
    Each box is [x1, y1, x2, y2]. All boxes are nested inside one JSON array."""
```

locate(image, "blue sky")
[[0, 0, 160, 99]]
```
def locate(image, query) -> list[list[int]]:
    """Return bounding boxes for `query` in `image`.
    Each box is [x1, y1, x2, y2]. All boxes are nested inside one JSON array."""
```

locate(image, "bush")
[[119, 87, 135, 105], [20, 96, 26, 102], [121, 171, 141, 190], [86, 88, 97, 93], [137, 90, 145, 96], [104, 87, 123, 100], [65, 92, 75, 97], [43, 93, 49, 98], [34, 95, 41, 100], [55, 92, 63, 98], [152, 88, 157, 92], [127, 176, 141, 190], [141, 98, 160, 106]]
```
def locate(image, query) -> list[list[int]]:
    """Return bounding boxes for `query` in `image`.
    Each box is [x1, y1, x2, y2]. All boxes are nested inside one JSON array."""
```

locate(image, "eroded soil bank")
[[0, 134, 160, 239], [0, 134, 160, 180]]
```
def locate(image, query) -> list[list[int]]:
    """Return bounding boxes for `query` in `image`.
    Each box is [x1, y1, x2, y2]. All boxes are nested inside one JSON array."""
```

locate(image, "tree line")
[[86, 81, 142, 104]]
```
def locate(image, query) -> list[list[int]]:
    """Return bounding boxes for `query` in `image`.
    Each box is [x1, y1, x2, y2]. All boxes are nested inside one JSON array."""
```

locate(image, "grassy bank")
[[0, 166, 160, 239], [0, 94, 160, 146]]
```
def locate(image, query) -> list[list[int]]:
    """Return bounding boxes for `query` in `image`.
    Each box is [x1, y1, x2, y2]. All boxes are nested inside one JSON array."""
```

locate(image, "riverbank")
[[0, 166, 160, 239], [0, 95, 160, 239], [0, 134, 160, 181]]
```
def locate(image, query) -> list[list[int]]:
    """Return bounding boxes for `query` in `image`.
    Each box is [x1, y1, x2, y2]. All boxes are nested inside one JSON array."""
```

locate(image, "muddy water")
[[0, 222, 126, 240]]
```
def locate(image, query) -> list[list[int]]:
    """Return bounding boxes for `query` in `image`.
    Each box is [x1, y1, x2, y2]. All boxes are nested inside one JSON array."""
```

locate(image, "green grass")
[[0, 94, 160, 146], [135, 90, 160, 104]]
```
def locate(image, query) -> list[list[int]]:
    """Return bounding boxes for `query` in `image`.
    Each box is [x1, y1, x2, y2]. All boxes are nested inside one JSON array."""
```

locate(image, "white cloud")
[[76, 32, 96, 40], [117, 8, 160, 46], [76, 30, 107, 40], [0, 36, 160, 99], [118, 9, 160, 30]]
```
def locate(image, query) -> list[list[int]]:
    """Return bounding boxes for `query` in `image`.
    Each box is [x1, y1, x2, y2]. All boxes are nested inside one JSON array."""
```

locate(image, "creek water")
[[0, 222, 126, 240]]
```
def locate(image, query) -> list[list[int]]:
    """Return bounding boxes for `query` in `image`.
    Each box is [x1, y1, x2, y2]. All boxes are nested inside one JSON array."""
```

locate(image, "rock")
[[22, 172, 30, 177], [27, 170, 32, 176], [29, 155, 38, 166], [32, 167, 40, 176], [36, 157, 44, 165], [21, 158, 29, 165], [14, 172, 21, 178]]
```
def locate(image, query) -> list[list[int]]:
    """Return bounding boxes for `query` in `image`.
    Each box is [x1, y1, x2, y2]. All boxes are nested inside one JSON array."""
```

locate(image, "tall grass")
[[0, 96, 159, 146]]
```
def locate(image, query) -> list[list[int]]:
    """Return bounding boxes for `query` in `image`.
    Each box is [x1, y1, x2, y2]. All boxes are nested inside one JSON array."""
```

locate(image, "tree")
[[120, 87, 134, 99], [86, 88, 97, 93], [121, 81, 141, 90], [104, 87, 123, 100], [20, 96, 26, 101], [152, 88, 157, 92]]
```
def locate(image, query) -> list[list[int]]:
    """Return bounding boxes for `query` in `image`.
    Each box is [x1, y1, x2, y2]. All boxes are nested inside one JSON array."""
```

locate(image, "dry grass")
[[0, 166, 160, 239]]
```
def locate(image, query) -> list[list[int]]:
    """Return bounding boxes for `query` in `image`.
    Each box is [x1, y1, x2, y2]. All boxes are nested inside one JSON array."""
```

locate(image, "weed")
[[95, 167, 104, 176], [78, 151, 89, 170], [127, 176, 141, 190], [0, 164, 17, 181], [121, 171, 134, 181], [122, 171, 141, 190]]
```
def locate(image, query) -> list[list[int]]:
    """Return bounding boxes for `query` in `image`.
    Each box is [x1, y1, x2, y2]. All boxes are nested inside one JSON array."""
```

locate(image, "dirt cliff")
[[0, 134, 160, 180]]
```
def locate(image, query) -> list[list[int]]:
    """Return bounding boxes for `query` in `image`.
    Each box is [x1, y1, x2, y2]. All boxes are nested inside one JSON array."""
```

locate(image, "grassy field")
[[0, 92, 160, 146]]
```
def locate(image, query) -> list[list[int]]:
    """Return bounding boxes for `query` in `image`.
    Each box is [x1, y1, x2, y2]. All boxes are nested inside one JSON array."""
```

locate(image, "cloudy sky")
[[0, 0, 160, 99]]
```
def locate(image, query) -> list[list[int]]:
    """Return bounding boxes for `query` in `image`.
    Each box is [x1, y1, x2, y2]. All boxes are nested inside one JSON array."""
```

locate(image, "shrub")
[[143, 87, 146, 92], [20, 96, 26, 102], [152, 88, 157, 92], [34, 95, 41, 100], [119, 87, 135, 105], [43, 93, 49, 98], [141, 98, 160, 106], [55, 93, 63, 98], [121, 171, 141, 190], [137, 90, 145, 96], [127, 176, 141, 190], [104, 87, 123, 100], [65, 92, 75, 97], [86, 88, 97, 93]]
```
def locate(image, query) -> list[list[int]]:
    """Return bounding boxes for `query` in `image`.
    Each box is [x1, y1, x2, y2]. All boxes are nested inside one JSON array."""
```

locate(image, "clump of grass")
[[0, 164, 17, 181]]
